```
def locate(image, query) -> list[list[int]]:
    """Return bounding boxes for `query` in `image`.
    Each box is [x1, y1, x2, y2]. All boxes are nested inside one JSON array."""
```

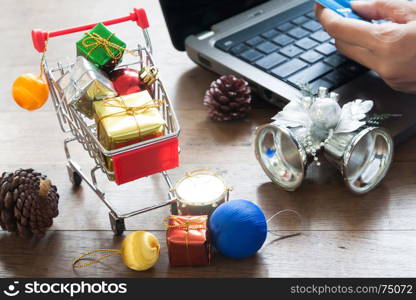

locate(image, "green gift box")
[[76, 23, 126, 70]]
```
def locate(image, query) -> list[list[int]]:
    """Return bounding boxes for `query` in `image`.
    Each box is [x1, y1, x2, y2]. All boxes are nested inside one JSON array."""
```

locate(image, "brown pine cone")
[[0, 169, 59, 238], [203, 75, 252, 121]]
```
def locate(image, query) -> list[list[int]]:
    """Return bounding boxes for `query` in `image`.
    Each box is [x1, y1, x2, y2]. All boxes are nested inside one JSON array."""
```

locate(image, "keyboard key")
[[292, 16, 309, 25], [324, 54, 346, 67], [315, 43, 337, 56], [300, 50, 323, 64], [287, 27, 309, 39], [324, 70, 351, 85], [255, 53, 287, 70], [277, 22, 294, 32], [246, 36, 265, 46], [288, 62, 332, 85], [273, 34, 294, 46], [240, 49, 263, 62], [280, 44, 303, 58], [256, 41, 279, 54], [310, 79, 334, 92], [330, 38, 335, 44], [216, 39, 235, 51], [271, 59, 307, 78], [310, 30, 331, 42], [302, 20, 322, 32], [230, 44, 250, 55], [262, 29, 279, 39], [306, 11, 316, 19], [341, 61, 368, 75], [295, 37, 318, 50]]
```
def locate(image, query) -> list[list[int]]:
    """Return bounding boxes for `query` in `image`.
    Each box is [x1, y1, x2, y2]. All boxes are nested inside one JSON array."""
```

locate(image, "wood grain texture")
[[0, 0, 415, 277], [1, 230, 415, 278]]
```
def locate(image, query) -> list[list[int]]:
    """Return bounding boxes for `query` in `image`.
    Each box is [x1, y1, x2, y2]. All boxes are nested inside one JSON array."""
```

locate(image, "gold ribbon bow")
[[98, 97, 164, 139], [82, 32, 125, 60], [82, 32, 138, 59], [165, 217, 207, 231]]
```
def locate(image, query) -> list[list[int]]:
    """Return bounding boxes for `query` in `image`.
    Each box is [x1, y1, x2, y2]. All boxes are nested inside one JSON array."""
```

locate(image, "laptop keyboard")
[[215, 3, 367, 92]]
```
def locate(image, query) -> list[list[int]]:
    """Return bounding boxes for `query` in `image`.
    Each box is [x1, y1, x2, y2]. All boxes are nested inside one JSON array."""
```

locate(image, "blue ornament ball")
[[209, 199, 267, 258]]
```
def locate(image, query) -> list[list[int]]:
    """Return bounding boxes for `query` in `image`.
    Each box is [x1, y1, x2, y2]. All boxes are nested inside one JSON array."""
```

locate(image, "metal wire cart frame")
[[31, 8, 181, 235]]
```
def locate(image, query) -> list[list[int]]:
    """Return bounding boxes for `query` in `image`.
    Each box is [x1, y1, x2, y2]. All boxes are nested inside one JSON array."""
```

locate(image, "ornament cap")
[[318, 87, 329, 98], [139, 66, 158, 87], [330, 92, 340, 102]]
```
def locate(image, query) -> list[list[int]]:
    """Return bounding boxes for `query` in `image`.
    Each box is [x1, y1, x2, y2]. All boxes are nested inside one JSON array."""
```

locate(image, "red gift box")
[[166, 215, 211, 267]]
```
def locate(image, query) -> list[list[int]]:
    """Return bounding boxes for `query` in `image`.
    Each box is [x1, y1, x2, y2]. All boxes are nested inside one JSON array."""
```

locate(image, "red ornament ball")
[[109, 68, 141, 96]]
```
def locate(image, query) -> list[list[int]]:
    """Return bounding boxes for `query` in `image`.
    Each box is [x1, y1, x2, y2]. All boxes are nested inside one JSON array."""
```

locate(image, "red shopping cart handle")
[[32, 8, 149, 52]]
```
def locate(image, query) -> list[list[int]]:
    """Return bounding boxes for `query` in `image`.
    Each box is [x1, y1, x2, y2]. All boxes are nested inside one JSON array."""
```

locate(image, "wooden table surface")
[[1, 0, 416, 278]]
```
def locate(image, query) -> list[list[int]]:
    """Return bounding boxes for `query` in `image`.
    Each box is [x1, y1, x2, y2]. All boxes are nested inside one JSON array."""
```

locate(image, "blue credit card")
[[315, 0, 365, 20]]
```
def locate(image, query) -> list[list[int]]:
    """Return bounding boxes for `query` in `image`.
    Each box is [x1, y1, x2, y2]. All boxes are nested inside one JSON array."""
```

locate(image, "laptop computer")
[[159, 0, 416, 144]]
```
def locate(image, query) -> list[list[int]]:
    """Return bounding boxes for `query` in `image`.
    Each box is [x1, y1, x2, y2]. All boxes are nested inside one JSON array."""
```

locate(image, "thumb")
[[352, 0, 416, 23]]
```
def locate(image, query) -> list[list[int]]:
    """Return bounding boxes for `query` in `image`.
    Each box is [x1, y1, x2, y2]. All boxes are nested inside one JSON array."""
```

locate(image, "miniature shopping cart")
[[31, 8, 180, 235]]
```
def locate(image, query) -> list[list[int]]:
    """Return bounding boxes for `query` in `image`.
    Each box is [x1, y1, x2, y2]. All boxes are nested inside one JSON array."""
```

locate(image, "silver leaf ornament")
[[272, 99, 312, 128], [335, 100, 374, 133]]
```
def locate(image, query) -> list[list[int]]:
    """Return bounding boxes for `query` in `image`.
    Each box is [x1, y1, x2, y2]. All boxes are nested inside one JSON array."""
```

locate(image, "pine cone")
[[0, 169, 59, 238], [203, 75, 252, 121]]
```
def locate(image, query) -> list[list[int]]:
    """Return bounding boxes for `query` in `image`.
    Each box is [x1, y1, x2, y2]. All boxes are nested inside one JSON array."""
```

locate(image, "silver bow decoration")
[[271, 88, 374, 164]]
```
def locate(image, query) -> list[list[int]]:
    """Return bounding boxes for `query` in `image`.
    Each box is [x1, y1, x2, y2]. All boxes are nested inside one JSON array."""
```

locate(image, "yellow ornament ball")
[[120, 231, 160, 271], [12, 73, 49, 110]]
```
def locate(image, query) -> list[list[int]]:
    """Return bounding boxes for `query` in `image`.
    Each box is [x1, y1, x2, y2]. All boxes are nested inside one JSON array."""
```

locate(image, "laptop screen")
[[159, 0, 268, 51]]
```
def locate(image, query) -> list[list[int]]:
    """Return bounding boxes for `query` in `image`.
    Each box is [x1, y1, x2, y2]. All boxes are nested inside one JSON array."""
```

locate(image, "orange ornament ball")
[[12, 73, 49, 110]]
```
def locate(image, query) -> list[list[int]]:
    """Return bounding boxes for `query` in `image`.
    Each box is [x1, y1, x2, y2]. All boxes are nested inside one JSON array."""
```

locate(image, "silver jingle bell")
[[324, 127, 394, 194], [254, 123, 313, 191]]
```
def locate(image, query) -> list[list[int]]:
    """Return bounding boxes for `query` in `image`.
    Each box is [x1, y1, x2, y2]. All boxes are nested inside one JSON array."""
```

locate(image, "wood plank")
[[1, 0, 416, 278], [1, 152, 415, 231], [0, 230, 415, 278]]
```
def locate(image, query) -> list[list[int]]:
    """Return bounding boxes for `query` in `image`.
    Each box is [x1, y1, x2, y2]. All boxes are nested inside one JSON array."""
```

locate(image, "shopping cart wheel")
[[109, 212, 125, 236], [170, 201, 178, 215], [67, 166, 82, 187]]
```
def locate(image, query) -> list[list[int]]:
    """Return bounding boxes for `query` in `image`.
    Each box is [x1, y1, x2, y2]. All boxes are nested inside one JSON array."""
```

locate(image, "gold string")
[[39, 35, 49, 79], [81, 32, 138, 59], [73, 249, 121, 269]]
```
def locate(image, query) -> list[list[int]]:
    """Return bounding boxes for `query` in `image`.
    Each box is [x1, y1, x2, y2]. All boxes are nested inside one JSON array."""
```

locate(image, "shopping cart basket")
[[31, 8, 180, 235]]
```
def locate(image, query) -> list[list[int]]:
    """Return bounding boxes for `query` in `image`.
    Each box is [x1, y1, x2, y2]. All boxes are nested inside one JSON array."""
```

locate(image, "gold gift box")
[[94, 91, 166, 173]]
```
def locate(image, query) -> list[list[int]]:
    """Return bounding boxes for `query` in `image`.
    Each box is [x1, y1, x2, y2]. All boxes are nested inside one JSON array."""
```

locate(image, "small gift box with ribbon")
[[76, 23, 126, 70], [94, 90, 165, 172], [166, 215, 211, 267], [57, 56, 117, 118]]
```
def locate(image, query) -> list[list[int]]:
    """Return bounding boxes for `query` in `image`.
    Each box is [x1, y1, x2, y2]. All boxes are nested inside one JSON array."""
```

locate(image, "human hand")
[[315, 0, 416, 94]]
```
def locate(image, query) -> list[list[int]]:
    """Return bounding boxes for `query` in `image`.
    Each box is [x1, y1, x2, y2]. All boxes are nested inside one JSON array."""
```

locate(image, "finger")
[[314, 2, 320, 17], [316, 6, 379, 49], [352, 0, 416, 23], [335, 40, 380, 70], [384, 79, 416, 94]]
